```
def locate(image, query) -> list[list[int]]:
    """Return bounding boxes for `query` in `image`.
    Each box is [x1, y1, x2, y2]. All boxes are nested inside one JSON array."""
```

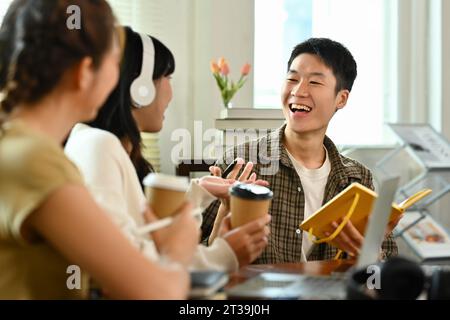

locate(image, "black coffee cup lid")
[[229, 183, 273, 200]]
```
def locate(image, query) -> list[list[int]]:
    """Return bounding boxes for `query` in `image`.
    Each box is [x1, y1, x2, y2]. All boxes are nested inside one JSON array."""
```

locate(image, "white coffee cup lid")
[[143, 173, 189, 192]]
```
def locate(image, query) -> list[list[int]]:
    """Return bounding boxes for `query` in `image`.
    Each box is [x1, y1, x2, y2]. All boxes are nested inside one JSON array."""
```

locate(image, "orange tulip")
[[241, 63, 251, 76], [211, 57, 251, 107], [218, 57, 226, 69], [220, 62, 229, 76], [210, 61, 220, 74]]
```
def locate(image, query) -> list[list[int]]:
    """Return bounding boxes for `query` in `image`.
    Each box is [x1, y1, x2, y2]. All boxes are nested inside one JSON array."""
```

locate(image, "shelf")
[[214, 118, 285, 130]]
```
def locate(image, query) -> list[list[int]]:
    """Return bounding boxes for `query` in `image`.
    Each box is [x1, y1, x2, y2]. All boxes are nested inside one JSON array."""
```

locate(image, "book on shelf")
[[388, 123, 450, 169], [398, 211, 450, 264]]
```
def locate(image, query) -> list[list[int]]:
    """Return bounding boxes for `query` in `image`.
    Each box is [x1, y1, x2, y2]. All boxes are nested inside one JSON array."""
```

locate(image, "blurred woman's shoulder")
[[0, 119, 83, 198]]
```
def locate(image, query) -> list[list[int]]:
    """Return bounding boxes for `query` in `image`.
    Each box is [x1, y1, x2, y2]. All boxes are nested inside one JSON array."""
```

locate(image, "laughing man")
[[202, 38, 399, 264]]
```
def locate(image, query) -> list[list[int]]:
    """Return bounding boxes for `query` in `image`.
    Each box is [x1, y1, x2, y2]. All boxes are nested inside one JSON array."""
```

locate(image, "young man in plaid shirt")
[[202, 38, 400, 264]]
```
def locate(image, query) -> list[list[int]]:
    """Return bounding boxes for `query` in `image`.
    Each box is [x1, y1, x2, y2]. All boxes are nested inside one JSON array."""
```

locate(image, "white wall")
[[145, 0, 196, 175], [396, 0, 450, 142], [441, 0, 450, 140], [153, 0, 254, 174]]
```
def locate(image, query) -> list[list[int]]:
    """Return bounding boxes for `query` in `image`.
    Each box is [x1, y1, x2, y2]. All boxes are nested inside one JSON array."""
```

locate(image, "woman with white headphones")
[[64, 26, 270, 276]]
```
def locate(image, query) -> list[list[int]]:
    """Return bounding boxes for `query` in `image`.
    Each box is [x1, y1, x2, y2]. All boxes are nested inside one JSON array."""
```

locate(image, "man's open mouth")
[[289, 104, 312, 113]]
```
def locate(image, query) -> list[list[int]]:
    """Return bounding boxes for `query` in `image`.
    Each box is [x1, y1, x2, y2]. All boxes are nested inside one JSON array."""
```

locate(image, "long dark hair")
[[0, 0, 116, 120], [87, 26, 175, 188]]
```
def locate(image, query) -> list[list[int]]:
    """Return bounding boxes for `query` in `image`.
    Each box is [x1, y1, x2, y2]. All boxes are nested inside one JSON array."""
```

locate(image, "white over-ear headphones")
[[130, 33, 155, 108]]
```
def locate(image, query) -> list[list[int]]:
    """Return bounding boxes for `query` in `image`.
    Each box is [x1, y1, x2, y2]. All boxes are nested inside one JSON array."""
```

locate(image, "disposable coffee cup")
[[229, 183, 273, 229], [143, 173, 190, 219]]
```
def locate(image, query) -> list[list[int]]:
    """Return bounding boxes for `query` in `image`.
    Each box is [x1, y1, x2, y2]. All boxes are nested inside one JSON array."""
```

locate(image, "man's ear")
[[74, 57, 94, 91], [335, 89, 350, 111]]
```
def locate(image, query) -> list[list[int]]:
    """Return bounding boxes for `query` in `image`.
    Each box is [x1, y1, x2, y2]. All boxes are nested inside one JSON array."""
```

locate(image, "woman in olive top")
[[0, 0, 198, 299]]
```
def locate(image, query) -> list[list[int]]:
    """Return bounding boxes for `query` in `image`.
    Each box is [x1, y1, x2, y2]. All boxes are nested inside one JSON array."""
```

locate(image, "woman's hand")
[[143, 202, 199, 267], [209, 158, 269, 188], [207, 158, 269, 245], [197, 176, 235, 199], [209, 158, 269, 212], [219, 214, 271, 267]]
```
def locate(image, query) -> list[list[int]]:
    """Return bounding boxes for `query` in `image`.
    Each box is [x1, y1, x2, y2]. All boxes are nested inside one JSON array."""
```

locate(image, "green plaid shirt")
[[201, 124, 398, 264]]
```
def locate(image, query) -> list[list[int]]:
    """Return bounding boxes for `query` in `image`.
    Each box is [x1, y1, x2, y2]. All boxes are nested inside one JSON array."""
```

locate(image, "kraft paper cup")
[[230, 183, 273, 229], [143, 173, 189, 219]]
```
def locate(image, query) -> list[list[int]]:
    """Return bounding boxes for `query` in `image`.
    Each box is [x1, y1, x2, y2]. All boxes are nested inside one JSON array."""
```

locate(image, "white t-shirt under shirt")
[[65, 123, 238, 272], [286, 147, 331, 262]]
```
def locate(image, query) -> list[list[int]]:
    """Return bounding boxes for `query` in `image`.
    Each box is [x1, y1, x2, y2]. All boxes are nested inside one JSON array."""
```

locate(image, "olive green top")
[[0, 120, 89, 299]]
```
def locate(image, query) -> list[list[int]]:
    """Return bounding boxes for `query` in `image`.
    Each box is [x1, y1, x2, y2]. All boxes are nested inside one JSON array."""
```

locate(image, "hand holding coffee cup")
[[143, 173, 190, 219], [229, 183, 273, 229]]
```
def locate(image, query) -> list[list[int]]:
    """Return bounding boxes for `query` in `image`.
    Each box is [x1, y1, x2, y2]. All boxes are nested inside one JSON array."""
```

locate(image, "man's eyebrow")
[[287, 70, 326, 78], [308, 72, 326, 78]]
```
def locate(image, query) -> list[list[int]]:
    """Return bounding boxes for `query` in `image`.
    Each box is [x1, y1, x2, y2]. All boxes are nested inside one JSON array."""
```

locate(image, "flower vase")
[[224, 101, 233, 108]]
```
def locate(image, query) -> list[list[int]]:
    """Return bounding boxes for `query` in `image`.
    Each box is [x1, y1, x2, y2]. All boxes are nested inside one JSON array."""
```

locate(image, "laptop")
[[225, 176, 400, 300]]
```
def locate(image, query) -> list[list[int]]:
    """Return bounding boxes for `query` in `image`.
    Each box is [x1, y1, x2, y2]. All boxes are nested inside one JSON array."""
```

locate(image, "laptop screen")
[[356, 176, 400, 268]]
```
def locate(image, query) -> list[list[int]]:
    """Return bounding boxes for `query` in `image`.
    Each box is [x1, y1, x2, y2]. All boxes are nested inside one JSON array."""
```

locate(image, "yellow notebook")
[[299, 182, 432, 243], [391, 188, 432, 220]]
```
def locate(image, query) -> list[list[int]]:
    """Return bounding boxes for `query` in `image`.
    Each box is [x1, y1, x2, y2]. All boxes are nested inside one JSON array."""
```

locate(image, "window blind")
[[0, 0, 14, 25], [108, 0, 164, 38]]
